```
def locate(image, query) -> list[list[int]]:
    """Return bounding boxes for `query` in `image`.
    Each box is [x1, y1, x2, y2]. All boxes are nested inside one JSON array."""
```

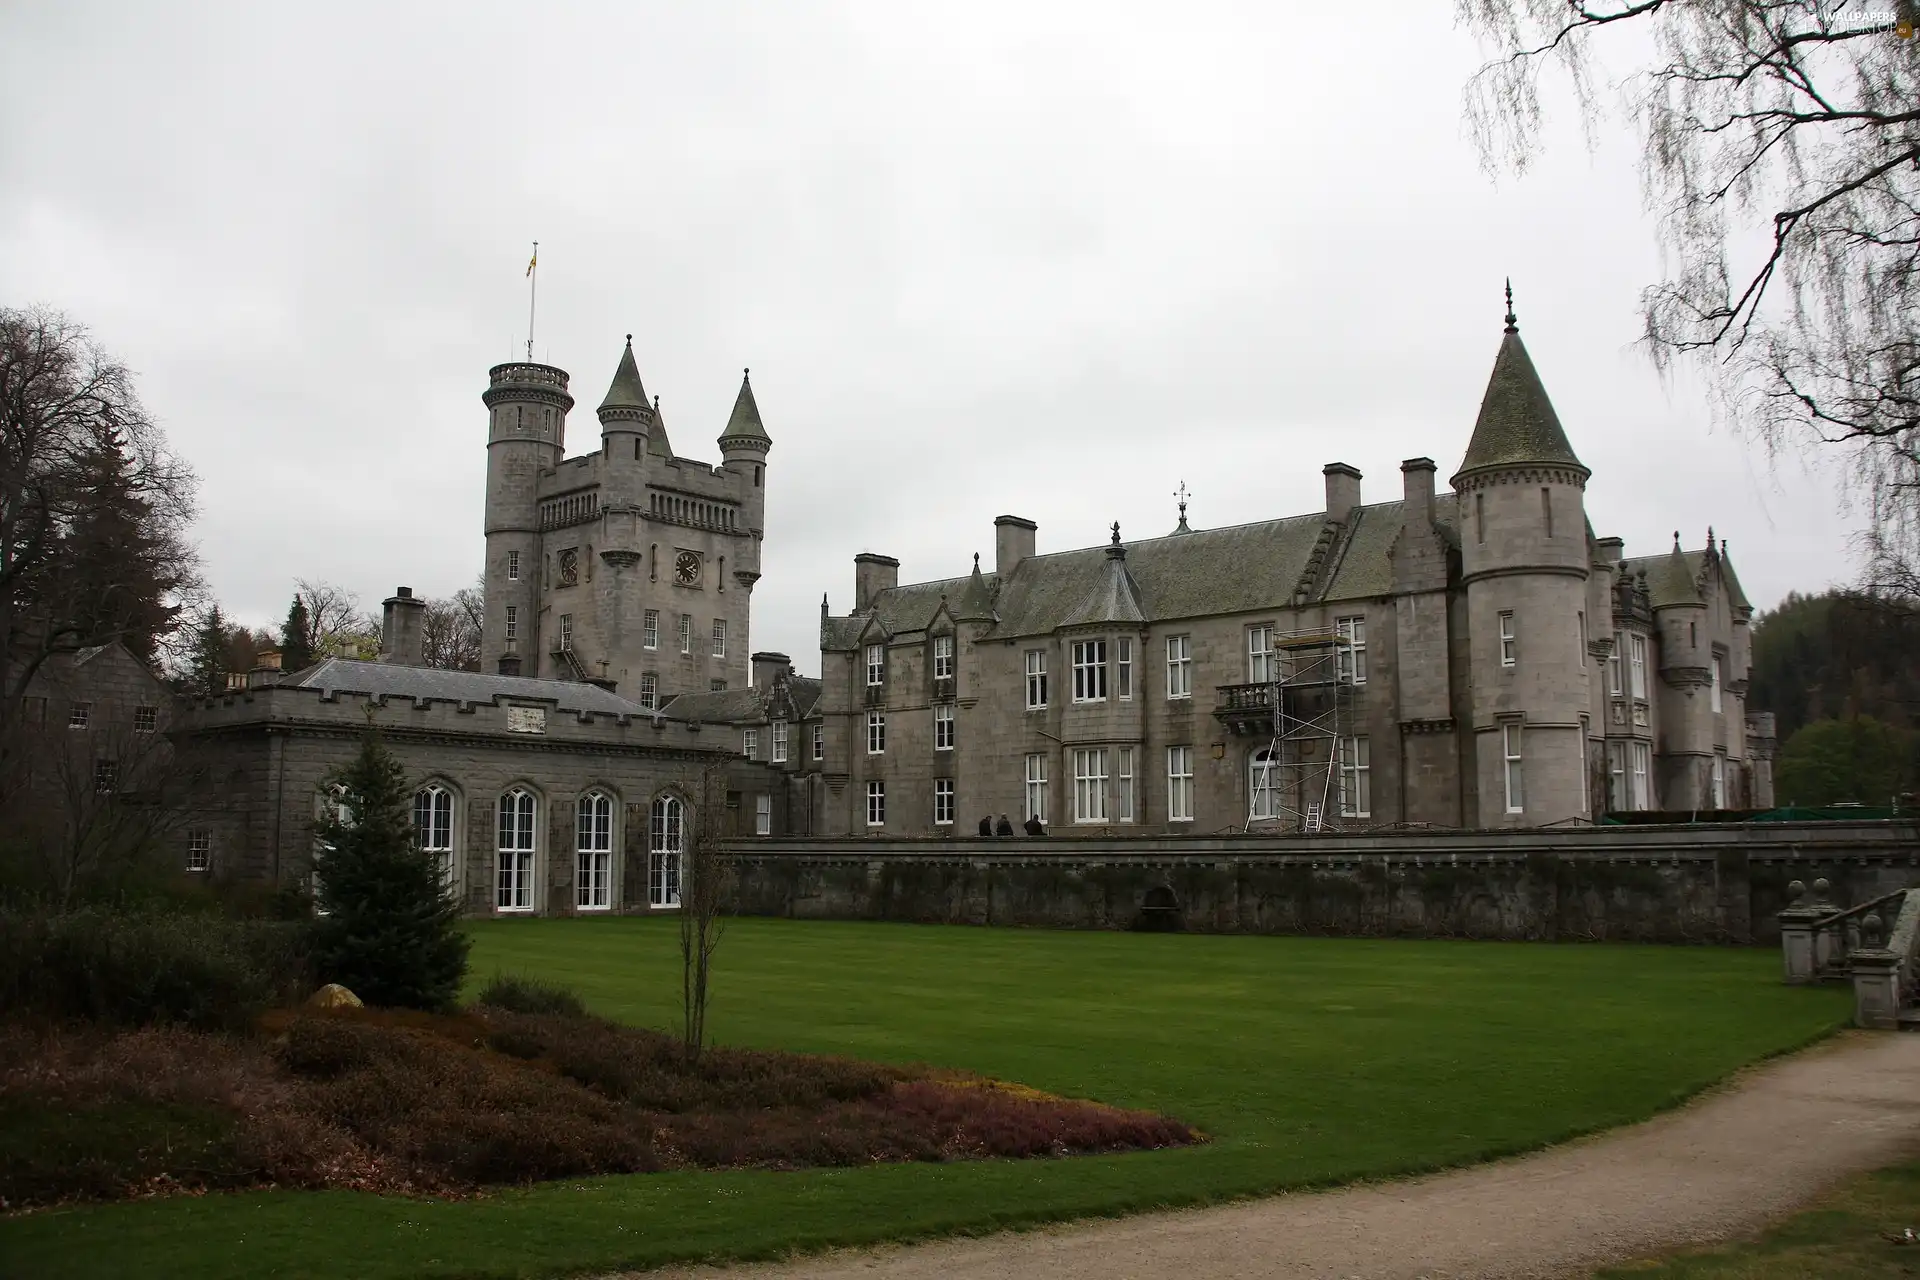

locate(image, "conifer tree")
[[312, 728, 469, 1010], [280, 594, 315, 672], [188, 605, 230, 697], [59, 430, 182, 666]]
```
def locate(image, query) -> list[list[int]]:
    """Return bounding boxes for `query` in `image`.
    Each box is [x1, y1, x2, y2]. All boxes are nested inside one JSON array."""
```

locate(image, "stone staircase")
[[1780, 880, 1920, 1029]]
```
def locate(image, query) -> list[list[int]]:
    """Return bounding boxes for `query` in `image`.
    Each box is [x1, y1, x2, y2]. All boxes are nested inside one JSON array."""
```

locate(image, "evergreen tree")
[[58, 430, 182, 666], [311, 729, 468, 1010], [188, 605, 230, 697], [280, 594, 315, 672]]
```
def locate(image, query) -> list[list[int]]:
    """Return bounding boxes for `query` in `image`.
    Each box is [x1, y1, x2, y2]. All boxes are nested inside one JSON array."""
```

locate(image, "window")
[[1025, 650, 1048, 708], [134, 705, 157, 733], [1072, 748, 1108, 823], [712, 619, 727, 658], [866, 711, 885, 754], [1629, 633, 1648, 698], [1710, 655, 1723, 713], [1336, 616, 1367, 684], [772, 719, 788, 762], [507, 549, 520, 581], [1498, 611, 1516, 667], [1249, 749, 1279, 820], [1542, 486, 1554, 537], [933, 634, 953, 680], [1577, 612, 1586, 667], [68, 702, 90, 729], [558, 613, 573, 651], [1711, 755, 1727, 809], [1025, 754, 1049, 823], [743, 728, 758, 759], [94, 759, 117, 793], [648, 795, 683, 908], [710, 679, 727, 691], [812, 723, 824, 761], [933, 778, 954, 826], [504, 607, 517, 642], [1608, 633, 1624, 696], [414, 784, 454, 887], [1248, 626, 1275, 683], [643, 609, 659, 650], [755, 793, 772, 836], [1166, 635, 1192, 699], [1167, 746, 1194, 822], [1475, 491, 1485, 543], [186, 830, 211, 873], [1339, 736, 1371, 817], [933, 704, 954, 751], [1115, 747, 1134, 822], [1502, 725, 1524, 814], [496, 788, 537, 911], [1631, 741, 1652, 810], [1071, 639, 1108, 702], [865, 644, 885, 686], [1608, 742, 1627, 811], [638, 674, 657, 710], [576, 792, 613, 910], [1116, 638, 1133, 700], [679, 614, 692, 654], [866, 780, 886, 827]]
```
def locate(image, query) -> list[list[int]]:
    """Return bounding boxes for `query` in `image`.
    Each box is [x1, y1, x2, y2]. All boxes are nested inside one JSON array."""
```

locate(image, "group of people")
[[978, 813, 1046, 837]]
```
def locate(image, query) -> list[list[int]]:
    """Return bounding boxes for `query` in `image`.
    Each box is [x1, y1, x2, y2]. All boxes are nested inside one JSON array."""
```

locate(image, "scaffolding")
[[1244, 626, 1360, 833]]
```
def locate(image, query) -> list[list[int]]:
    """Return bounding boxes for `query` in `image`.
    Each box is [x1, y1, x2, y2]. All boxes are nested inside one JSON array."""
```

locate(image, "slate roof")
[[1324, 495, 1461, 600], [284, 659, 649, 716], [661, 675, 822, 725], [718, 370, 770, 446], [598, 339, 649, 413], [1454, 325, 1586, 479], [1621, 545, 1713, 610]]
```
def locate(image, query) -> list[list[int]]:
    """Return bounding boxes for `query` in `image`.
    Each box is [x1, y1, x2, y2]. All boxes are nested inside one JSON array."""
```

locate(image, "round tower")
[[597, 335, 653, 484], [482, 360, 572, 676], [1451, 288, 1594, 826], [717, 367, 772, 580]]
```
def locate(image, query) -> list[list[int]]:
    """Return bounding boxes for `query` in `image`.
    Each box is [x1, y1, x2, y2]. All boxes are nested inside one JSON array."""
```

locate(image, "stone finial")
[[1110, 521, 1122, 546], [1863, 912, 1886, 949], [1503, 278, 1517, 334], [1813, 877, 1831, 898], [1788, 879, 1807, 905]]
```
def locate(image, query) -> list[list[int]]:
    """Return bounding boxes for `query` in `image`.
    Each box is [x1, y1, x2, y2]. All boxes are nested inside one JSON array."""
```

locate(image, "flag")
[[526, 247, 537, 277]]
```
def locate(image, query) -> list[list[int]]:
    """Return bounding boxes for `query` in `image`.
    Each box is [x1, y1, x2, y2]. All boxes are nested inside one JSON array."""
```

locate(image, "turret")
[[481, 360, 573, 675], [597, 335, 655, 476], [718, 368, 771, 583], [1451, 285, 1593, 827]]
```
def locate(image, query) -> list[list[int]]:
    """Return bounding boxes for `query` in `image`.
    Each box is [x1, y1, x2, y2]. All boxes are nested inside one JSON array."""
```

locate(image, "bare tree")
[[679, 763, 734, 1063], [292, 579, 377, 659], [1457, 2, 1920, 586], [420, 576, 483, 671]]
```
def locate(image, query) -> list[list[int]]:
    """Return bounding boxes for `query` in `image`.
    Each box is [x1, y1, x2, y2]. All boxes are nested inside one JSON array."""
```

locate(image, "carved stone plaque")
[[506, 706, 547, 735]]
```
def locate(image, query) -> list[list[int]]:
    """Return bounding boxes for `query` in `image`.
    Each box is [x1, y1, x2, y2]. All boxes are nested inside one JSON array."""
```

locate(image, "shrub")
[[475, 973, 587, 1018], [0, 906, 313, 1030]]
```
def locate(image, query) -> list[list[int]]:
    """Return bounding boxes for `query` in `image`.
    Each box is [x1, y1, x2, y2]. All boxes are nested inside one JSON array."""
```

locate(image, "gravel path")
[[642, 1032, 1920, 1280]]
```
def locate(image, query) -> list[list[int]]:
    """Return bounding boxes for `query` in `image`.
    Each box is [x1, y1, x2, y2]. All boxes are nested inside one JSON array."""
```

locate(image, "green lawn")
[[0, 919, 1850, 1280]]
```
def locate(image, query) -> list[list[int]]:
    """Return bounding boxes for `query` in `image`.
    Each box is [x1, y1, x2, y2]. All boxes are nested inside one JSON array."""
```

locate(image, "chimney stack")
[[1323, 463, 1362, 525], [1399, 457, 1435, 527], [994, 515, 1036, 577], [751, 650, 793, 690], [379, 587, 426, 667], [853, 554, 899, 611]]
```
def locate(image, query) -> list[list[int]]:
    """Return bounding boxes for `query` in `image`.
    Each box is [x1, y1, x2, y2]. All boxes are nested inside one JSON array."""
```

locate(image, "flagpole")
[[525, 241, 538, 361]]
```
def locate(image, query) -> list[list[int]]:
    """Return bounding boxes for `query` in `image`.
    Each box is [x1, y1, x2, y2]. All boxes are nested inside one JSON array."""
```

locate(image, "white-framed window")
[[1249, 749, 1279, 820], [504, 606, 517, 642], [1071, 639, 1108, 703], [1072, 748, 1108, 823], [1167, 746, 1194, 822], [1025, 650, 1048, 709], [712, 619, 727, 658], [1339, 735, 1371, 817], [648, 794, 683, 908], [755, 793, 772, 836], [186, 830, 211, 873], [1115, 747, 1134, 822], [1711, 754, 1727, 808], [134, 705, 157, 733], [67, 702, 92, 730], [933, 778, 954, 826], [812, 723, 824, 761], [772, 719, 788, 762], [1502, 724, 1524, 814], [1631, 740, 1652, 810], [933, 704, 954, 751], [413, 783, 455, 888], [576, 791, 613, 910], [1248, 626, 1275, 683], [1498, 611, 1516, 667], [867, 711, 886, 754], [1024, 753, 1048, 823], [1116, 637, 1133, 700], [558, 613, 573, 650], [507, 549, 520, 581], [638, 673, 657, 710], [1166, 634, 1192, 699], [743, 728, 758, 759], [933, 634, 953, 680], [1608, 633, 1624, 697], [1608, 741, 1628, 811], [496, 787, 537, 911], [94, 759, 117, 793], [1710, 655, 1723, 713], [1336, 616, 1367, 684], [1629, 633, 1648, 699], [866, 644, 885, 686], [866, 780, 886, 827], [679, 614, 692, 654], [643, 609, 659, 650]]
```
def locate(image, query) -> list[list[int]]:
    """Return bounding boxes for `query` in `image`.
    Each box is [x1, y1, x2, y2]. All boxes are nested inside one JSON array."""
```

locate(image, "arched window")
[[1249, 750, 1280, 821], [414, 784, 456, 894], [576, 791, 614, 911], [496, 788, 537, 911], [648, 795, 684, 909]]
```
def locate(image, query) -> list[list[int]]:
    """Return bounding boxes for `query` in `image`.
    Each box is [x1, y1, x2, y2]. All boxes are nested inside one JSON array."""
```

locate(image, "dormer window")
[[932, 634, 953, 681], [865, 644, 885, 687]]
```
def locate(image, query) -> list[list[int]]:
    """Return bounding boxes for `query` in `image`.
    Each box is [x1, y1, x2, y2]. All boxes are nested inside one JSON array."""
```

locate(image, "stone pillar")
[[1808, 877, 1841, 973], [1849, 913, 1903, 1029], [1779, 880, 1819, 984]]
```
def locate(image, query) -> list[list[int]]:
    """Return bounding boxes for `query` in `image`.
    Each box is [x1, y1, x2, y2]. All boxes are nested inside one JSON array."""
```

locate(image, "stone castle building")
[[815, 306, 1774, 837]]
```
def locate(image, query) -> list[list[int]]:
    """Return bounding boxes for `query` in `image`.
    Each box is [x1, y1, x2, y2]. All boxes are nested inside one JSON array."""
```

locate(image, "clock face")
[[674, 551, 701, 585]]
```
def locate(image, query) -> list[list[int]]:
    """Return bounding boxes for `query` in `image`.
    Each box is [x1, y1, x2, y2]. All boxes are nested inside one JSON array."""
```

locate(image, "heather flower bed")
[[0, 1002, 1200, 1208]]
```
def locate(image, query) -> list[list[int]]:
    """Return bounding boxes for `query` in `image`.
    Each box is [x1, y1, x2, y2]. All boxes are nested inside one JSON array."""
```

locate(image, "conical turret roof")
[[1649, 534, 1703, 609], [718, 368, 771, 450], [1058, 524, 1148, 628], [954, 553, 996, 622], [598, 336, 650, 416], [1453, 291, 1586, 483]]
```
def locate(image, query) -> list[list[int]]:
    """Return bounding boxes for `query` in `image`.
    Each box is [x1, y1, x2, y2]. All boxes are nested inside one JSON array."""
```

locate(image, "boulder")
[[307, 982, 363, 1010]]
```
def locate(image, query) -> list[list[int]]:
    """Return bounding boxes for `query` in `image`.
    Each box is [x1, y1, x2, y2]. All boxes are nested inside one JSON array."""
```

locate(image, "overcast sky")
[[0, 2, 1856, 673]]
